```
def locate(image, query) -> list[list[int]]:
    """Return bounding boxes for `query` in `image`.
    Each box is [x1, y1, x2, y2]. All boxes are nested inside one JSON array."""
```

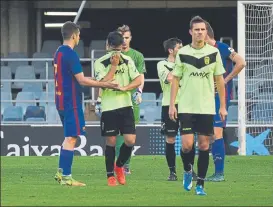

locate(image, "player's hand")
[[110, 53, 120, 66], [95, 97, 102, 117], [219, 107, 228, 122], [169, 105, 177, 122], [102, 81, 119, 89], [117, 86, 128, 92], [132, 88, 142, 105]]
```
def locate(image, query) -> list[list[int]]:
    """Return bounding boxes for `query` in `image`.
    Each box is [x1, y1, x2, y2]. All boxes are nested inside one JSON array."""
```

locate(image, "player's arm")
[[169, 54, 183, 121], [119, 59, 141, 91], [157, 61, 173, 84], [225, 48, 246, 83], [214, 51, 227, 110], [70, 53, 118, 89], [75, 72, 118, 89]]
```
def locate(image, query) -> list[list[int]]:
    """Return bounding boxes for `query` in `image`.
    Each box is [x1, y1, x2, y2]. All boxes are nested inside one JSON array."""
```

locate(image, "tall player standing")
[[205, 21, 246, 182], [54, 21, 118, 186], [157, 38, 183, 181], [169, 16, 227, 195]]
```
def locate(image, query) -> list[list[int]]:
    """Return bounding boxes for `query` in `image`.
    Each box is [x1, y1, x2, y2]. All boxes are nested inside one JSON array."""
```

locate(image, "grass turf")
[[1, 156, 273, 206]]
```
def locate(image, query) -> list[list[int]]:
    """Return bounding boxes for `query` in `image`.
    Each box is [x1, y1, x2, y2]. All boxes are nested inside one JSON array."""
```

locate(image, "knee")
[[124, 135, 136, 146], [166, 137, 175, 144], [106, 136, 116, 147], [63, 137, 77, 145], [214, 127, 223, 140], [198, 142, 209, 151]]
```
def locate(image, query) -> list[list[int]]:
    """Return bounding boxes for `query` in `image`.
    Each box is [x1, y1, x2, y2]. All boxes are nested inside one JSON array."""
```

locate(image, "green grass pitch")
[[1, 156, 273, 206]]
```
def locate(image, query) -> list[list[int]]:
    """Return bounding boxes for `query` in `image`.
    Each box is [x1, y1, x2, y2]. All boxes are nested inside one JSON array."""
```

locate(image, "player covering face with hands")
[[95, 25, 146, 175], [94, 31, 142, 186]]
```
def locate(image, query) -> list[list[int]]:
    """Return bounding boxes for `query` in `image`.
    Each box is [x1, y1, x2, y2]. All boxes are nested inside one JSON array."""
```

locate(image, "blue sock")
[[58, 146, 74, 176], [211, 138, 225, 174]]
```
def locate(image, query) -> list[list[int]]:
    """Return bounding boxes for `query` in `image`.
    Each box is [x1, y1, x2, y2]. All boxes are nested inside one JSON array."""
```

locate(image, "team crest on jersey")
[[204, 56, 210, 65]]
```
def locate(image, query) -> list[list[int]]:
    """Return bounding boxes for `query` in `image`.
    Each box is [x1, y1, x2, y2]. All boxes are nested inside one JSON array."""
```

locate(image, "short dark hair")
[[189, 16, 206, 29], [107, 31, 124, 48], [61, 21, 80, 40], [205, 21, 214, 39], [117, 25, 131, 35], [163, 38, 182, 52]]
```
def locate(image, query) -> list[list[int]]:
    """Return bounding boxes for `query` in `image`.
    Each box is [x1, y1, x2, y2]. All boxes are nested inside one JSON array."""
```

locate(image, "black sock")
[[105, 145, 115, 178], [197, 150, 209, 187], [180, 147, 193, 172], [165, 142, 176, 173], [116, 143, 133, 167], [190, 144, 196, 166]]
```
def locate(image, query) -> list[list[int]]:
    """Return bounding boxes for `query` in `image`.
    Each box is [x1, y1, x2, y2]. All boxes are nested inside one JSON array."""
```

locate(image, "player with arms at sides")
[[96, 25, 146, 175], [54, 22, 119, 186], [169, 16, 227, 195], [204, 21, 246, 182], [157, 37, 183, 181], [94, 31, 142, 186]]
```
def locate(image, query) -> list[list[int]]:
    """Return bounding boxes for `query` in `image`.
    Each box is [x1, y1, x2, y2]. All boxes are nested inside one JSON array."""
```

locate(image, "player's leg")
[[101, 109, 119, 186], [179, 113, 195, 191], [115, 107, 136, 185], [206, 94, 226, 182], [55, 108, 86, 186], [162, 105, 179, 181], [194, 114, 214, 196], [123, 104, 140, 174]]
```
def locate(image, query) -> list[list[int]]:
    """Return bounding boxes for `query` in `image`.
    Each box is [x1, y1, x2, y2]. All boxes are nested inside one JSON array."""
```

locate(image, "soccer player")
[[115, 25, 146, 174], [54, 21, 119, 186], [169, 16, 228, 195], [157, 37, 183, 181], [95, 25, 146, 175], [94, 31, 141, 186], [204, 21, 246, 182]]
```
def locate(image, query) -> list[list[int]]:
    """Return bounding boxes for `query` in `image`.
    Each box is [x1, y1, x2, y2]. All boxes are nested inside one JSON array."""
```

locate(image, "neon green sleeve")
[[94, 60, 107, 81], [157, 61, 169, 83], [172, 53, 184, 78]]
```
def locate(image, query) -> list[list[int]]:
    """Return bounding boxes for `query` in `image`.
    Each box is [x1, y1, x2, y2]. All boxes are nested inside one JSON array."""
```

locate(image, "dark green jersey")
[[122, 48, 146, 74]]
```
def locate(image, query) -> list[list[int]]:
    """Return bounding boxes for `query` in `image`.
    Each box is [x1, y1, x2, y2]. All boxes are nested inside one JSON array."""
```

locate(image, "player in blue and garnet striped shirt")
[[54, 21, 119, 186], [204, 21, 246, 182]]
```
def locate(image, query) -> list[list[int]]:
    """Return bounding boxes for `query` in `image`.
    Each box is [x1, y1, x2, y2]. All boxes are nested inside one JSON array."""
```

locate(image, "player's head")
[[163, 38, 183, 57], [117, 25, 132, 50], [204, 21, 215, 43], [61, 21, 80, 46], [189, 16, 207, 44], [106, 31, 124, 52]]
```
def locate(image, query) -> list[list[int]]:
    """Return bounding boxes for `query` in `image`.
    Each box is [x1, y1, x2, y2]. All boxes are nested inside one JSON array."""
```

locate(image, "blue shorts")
[[58, 108, 86, 138], [214, 93, 230, 128]]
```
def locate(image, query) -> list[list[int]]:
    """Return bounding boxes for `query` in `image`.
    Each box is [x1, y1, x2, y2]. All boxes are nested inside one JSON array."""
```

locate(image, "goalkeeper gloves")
[[132, 88, 142, 105], [95, 97, 102, 117]]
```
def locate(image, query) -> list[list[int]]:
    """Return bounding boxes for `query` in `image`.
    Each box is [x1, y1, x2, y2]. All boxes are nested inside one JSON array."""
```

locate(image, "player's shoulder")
[[120, 53, 134, 64], [94, 53, 111, 66], [130, 48, 144, 57], [157, 59, 168, 67], [177, 44, 191, 54], [205, 43, 219, 52], [217, 41, 235, 52]]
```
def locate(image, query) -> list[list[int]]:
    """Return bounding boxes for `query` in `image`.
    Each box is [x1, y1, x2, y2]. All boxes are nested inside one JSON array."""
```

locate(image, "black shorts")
[[100, 106, 135, 136], [161, 105, 179, 137], [178, 113, 214, 136]]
